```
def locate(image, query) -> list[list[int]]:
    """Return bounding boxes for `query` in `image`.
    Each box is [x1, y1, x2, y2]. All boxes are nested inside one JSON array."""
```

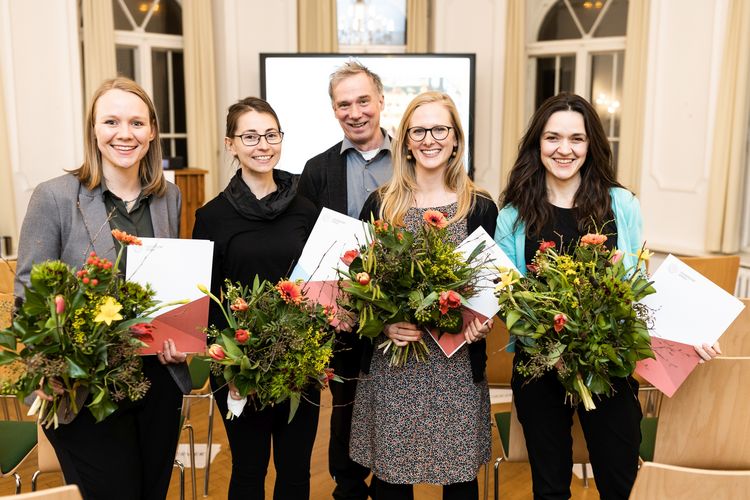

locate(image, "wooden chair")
[[677, 255, 740, 295], [1, 484, 82, 499], [650, 356, 750, 469], [485, 320, 513, 387], [491, 401, 590, 500], [31, 425, 63, 491], [629, 462, 750, 499], [717, 297, 750, 355], [0, 399, 37, 494]]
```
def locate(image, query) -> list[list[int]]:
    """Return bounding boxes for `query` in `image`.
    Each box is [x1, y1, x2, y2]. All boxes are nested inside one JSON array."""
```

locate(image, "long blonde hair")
[[379, 91, 486, 225], [71, 77, 166, 196]]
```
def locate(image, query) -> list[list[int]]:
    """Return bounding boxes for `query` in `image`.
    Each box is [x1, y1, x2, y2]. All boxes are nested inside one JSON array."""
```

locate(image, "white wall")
[[432, 0, 507, 200], [1, 0, 83, 239], [212, 0, 298, 192], [639, 0, 729, 255]]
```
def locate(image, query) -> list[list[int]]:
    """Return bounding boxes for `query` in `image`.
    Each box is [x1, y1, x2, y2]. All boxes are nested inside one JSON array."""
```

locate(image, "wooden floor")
[[2, 391, 601, 499]]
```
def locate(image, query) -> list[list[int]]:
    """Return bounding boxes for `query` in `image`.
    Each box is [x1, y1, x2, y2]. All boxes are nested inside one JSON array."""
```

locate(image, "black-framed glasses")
[[233, 131, 284, 147], [407, 125, 453, 142]]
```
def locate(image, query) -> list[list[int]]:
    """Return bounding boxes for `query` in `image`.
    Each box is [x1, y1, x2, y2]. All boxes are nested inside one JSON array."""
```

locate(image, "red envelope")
[[427, 308, 490, 358], [139, 296, 209, 355], [635, 337, 702, 397]]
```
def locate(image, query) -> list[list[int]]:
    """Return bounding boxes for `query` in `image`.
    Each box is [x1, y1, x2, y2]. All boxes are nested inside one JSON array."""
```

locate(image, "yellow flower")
[[495, 271, 516, 292], [94, 297, 123, 325], [635, 248, 653, 261]]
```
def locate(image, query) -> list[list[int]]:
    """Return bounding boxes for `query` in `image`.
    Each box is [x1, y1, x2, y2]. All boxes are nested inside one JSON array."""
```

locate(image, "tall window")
[[527, 0, 627, 166], [337, 0, 406, 53], [113, 0, 187, 165]]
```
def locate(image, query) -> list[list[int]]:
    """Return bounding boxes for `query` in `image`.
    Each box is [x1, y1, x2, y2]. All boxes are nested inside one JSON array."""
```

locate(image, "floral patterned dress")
[[349, 203, 492, 485]]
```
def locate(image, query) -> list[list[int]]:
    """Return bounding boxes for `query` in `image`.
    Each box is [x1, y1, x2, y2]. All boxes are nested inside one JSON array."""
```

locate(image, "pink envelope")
[[139, 296, 209, 355], [427, 308, 489, 358], [635, 337, 702, 397]]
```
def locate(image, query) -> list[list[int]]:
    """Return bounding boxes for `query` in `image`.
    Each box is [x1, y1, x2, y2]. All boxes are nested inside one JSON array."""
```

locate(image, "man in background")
[[299, 60, 392, 500]]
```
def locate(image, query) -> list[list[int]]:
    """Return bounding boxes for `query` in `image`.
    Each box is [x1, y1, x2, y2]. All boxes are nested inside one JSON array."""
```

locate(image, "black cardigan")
[[358, 192, 499, 383], [298, 141, 349, 215]]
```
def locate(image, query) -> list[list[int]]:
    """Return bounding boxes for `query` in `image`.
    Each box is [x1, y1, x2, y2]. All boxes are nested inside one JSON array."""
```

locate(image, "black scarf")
[[223, 169, 300, 221]]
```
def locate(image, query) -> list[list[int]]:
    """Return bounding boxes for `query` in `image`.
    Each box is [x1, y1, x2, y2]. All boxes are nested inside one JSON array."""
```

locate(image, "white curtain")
[[298, 0, 338, 52], [81, 0, 117, 105], [499, 0, 525, 193], [616, 0, 650, 194], [406, 0, 430, 52], [705, 0, 750, 253], [183, 0, 220, 197]]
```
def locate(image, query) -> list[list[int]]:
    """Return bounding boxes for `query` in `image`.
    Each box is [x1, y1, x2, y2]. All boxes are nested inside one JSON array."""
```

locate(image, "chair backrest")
[[678, 255, 740, 295], [36, 424, 61, 473], [718, 298, 750, 355], [506, 401, 589, 463], [5, 484, 82, 499], [0, 260, 15, 295], [629, 462, 750, 500], [485, 320, 514, 387], [653, 357, 750, 468], [0, 292, 13, 329]]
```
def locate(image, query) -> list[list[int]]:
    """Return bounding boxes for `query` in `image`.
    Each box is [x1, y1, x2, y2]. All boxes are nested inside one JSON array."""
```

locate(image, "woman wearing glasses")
[[192, 97, 319, 499], [350, 92, 497, 499]]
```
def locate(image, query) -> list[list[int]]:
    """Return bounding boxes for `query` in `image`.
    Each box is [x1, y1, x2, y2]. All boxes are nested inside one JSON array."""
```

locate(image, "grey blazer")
[[15, 173, 192, 395]]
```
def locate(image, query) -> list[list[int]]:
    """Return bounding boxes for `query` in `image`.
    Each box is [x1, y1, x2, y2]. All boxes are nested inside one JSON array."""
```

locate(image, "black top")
[[524, 204, 617, 265], [299, 141, 350, 215], [192, 169, 317, 328], [358, 191, 499, 383], [103, 190, 154, 272]]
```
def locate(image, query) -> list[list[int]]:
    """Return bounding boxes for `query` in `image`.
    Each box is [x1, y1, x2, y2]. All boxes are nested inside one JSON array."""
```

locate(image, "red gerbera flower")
[[423, 210, 448, 229], [276, 280, 303, 305], [111, 229, 142, 246]]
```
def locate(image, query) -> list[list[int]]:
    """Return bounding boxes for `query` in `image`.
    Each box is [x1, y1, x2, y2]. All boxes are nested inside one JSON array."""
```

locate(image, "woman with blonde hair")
[[350, 91, 497, 499], [15, 77, 191, 499]]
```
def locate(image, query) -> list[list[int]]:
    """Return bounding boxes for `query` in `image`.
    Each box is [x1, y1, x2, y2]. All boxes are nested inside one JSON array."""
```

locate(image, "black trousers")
[[511, 355, 642, 500], [43, 357, 184, 500], [374, 477, 478, 500], [212, 378, 321, 500], [329, 334, 372, 500]]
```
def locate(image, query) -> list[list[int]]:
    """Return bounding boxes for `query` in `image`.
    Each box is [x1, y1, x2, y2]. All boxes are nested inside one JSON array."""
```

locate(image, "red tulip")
[[235, 329, 250, 343], [340, 249, 359, 266], [54, 295, 65, 314], [538, 240, 556, 253], [208, 344, 226, 361], [356, 272, 371, 286], [230, 298, 248, 312], [438, 290, 462, 315], [553, 313, 567, 333]]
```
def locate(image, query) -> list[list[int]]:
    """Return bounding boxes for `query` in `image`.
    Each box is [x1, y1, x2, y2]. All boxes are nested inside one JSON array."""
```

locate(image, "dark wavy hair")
[[499, 92, 623, 237]]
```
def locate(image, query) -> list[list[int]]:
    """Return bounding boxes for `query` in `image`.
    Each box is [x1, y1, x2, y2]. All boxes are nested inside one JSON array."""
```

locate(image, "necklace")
[[122, 195, 140, 205]]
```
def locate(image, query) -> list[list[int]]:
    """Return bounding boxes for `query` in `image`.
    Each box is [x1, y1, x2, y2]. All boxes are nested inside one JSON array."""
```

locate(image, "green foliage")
[[203, 278, 337, 422], [495, 236, 655, 410], [338, 212, 485, 367], [1, 238, 158, 426]]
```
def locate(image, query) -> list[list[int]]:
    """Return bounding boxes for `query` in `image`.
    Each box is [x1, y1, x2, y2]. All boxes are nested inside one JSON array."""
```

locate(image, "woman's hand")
[[384, 322, 422, 347], [464, 317, 493, 344], [157, 339, 187, 365], [34, 378, 64, 402], [227, 381, 244, 400], [694, 341, 722, 363]]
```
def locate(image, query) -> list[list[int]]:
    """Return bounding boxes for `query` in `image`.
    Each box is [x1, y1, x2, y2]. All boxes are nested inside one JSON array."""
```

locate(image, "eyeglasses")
[[233, 131, 284, 147], [407, 126, 453, 142]]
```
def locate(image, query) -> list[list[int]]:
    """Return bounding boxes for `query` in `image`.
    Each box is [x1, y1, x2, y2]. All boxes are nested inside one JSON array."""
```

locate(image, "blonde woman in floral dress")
[[351, 92, 497, 499]]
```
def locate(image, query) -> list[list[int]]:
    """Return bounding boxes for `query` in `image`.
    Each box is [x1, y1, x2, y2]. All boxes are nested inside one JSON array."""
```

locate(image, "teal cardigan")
[[494, 187, 643, 275], [494, 187, 643, 350]]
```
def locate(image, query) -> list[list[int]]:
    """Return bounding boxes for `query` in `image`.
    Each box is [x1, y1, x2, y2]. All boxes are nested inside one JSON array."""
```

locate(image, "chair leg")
[[186, 424, 197, 500], [203, 393, 214, 497], [493, 457, 504, 500], [174, 459, 185, 500], [32, 470, 41, 491], [14, 473, 21, 494], [581, 463, 589, 488], [483, 462, 489, 500]]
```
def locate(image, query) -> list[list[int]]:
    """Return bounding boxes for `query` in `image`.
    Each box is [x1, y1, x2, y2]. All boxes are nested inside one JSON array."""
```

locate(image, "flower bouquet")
[[338, 210, 486, 367], [201, 277, 339, 422], [0, 230, 168, 426], [495, 234, 655, 410]]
